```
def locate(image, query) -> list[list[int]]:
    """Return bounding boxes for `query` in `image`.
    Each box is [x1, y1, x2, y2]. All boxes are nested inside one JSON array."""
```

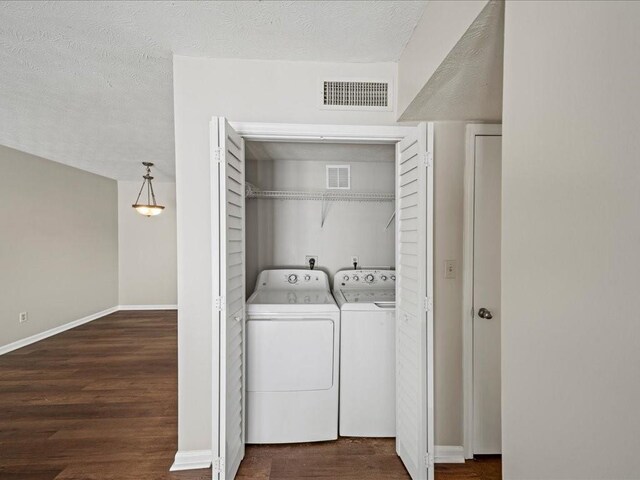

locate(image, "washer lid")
[[246, 289, 339, 315], [249, 290, 336, 305], [340, 289, 395, 304]]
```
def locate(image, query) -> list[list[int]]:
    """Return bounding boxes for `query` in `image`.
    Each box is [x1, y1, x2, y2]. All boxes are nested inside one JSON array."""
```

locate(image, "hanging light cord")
[[133, 163, 158, 207], [135, 176, 146, 206], [148, 172, 158, 206]]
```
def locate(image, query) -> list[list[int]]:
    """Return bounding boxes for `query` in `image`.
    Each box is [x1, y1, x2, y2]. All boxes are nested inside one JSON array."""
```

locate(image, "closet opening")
[[212, 119, 434, 480], [244, 140, 396, 297]]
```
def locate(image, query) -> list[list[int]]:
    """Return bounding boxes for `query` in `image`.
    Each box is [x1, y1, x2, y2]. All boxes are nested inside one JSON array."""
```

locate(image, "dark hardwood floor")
[[0, 310, 500, 480], [238, 441, 500, 480]]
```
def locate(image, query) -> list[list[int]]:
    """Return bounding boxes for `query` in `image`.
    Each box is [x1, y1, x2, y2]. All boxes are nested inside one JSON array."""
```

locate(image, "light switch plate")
[[444, 260, 456, 279]]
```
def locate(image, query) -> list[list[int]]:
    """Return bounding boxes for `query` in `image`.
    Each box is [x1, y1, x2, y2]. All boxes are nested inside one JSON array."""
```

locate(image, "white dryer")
[[246, 269, 340, 444], [333, 269, 396, 437]]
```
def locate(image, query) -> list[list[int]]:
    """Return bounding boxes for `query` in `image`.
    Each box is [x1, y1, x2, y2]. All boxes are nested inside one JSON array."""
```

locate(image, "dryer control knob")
[[353, 275, 360, 281], [287, 274, 298, 284], [390, 275, 396, 281], [364, 274, 375, 283], [381, 275, 387, 281], [304, 274, 311, 281], [343, 275, 349, 281]]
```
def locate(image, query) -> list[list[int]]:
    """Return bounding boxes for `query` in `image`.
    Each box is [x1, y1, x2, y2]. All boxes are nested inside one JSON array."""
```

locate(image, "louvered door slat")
[[395, 123, 433, 480], [214, 117, 245, 480]]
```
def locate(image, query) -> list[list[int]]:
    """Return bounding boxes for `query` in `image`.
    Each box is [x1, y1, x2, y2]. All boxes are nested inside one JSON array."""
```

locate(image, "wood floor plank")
[[236, 456, 272, 479], [269, 453, 408, 479], [0, 310, 186, 480], [0, 468, 64, 480], [0, 309, 501, 480]]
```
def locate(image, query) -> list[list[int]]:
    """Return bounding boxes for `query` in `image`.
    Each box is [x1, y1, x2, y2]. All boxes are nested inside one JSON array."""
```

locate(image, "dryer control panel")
[[255, 269, 330, 291], [334, 269, 396, 288]]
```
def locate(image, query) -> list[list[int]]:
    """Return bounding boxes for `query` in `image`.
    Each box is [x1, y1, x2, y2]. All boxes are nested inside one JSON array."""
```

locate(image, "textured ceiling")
[[0, 1, 426, 180], [399, 0, 504, 122], [246, 141, 395, 164]]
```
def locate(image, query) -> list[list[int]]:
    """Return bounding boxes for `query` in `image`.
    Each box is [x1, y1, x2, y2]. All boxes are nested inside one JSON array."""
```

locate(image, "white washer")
[[333, 269, 396, 437], [246, 269, 340, 444]]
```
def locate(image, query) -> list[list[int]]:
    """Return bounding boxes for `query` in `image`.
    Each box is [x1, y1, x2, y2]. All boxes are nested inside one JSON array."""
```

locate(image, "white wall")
[[397, 1, 488, 118], [246, 157, 395, 294], [399, 1, 503, 122], [502, 2, 640, 478], [173, 55, 469, 455], [433, 122, 466, 446], [245, 159, 275, 298], [0, 145, 118, 349], [173, 56, 399, 453], [117, 181, 177, 307]]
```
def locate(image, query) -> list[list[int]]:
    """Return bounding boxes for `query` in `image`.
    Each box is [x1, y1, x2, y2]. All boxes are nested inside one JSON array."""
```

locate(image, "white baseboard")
[[168, 445, 464, 472], [170, 449, 212, 471], [118, 304, 177, 310], [0, 305, 179, 356], [0, 306, 119, 356], [435, 445, 465, 463]]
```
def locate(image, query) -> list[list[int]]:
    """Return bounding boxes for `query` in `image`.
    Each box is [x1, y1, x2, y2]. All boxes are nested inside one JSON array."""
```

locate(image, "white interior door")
[[395, 122, 434, 480], [472, 133, 502, 454], [212, 117, 246, 479]]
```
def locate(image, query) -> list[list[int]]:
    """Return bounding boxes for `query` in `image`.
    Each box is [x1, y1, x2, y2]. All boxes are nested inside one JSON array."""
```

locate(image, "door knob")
[[478, 308, 493, 319]]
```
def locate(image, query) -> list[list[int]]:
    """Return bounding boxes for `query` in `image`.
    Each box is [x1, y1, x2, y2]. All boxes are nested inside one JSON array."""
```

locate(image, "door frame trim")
[[210, 120, 431, 477], [230, 121, 415, 144], [462, 123, 502, 459]]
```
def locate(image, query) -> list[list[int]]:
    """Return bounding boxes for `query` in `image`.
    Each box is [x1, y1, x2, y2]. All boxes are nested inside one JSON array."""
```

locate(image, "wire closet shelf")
[[245, 183, 394, 203], [245, 183, 396, 229]]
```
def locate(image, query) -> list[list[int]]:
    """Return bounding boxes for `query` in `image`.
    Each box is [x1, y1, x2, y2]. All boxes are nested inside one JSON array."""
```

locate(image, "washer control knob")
[[390, 275, 396, 281], [353, 275, 360, 281], [364, 274, 375, 283], [343, 275, 349, 281], [287, 274, 298, 284], [381, 275, 387, 281], [304, 274, 311, 281]]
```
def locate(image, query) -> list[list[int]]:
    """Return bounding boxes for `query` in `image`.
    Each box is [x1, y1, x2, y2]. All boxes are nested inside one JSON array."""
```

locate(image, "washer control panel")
[[335, 269, 396, 288]]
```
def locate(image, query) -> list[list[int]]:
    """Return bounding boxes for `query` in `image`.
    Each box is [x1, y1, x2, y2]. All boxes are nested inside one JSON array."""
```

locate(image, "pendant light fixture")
[[132, 162, 165, 217]]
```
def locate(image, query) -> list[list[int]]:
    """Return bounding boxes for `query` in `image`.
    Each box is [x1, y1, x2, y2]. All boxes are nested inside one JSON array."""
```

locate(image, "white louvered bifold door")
[[395, 123, 434, 480], [213, 117, 245, 480]]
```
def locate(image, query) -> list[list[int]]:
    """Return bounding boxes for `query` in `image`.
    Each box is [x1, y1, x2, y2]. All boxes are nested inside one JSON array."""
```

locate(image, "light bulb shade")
[[133, 204, 165, 217]]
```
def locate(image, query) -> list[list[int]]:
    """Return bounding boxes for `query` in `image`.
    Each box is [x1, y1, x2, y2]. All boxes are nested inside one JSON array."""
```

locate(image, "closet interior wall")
[[245, 141, 396, 296]]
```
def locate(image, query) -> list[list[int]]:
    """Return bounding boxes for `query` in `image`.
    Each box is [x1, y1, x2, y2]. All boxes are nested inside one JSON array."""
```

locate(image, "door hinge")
[[213, 147, 224, 164], [425, 451, 434, 468], [213, 456, 224, 473], [215, 296, 225, 312], [424, 296, 433, 312], [422, 151, 433, 168]]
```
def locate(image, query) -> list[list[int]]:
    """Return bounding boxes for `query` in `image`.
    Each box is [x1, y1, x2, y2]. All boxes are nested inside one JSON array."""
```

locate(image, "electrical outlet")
[[351, 256, 359, 266], [305, 255, 318, 266], [19, 312, 28, 324], [444, 260, 457, 279]]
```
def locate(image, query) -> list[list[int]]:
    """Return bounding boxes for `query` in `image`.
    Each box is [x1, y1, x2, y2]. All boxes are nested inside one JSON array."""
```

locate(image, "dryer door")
[[247, 318, 335, 392]]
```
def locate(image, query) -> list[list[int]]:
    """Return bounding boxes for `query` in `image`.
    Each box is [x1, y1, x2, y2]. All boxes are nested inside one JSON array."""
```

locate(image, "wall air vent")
[[321, 80, 392, 111], [326, 165, 351, 190]]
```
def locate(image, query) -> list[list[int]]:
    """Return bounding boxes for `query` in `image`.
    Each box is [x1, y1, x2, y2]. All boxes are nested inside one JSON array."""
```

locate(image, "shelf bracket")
[[320, 194, 331, 228], [385, 210, 396, 230]]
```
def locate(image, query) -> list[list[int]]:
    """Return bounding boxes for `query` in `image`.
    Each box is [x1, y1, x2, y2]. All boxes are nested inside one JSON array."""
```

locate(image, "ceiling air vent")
[[326, 165, 351, 190], [321, 80, 392, 111]]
